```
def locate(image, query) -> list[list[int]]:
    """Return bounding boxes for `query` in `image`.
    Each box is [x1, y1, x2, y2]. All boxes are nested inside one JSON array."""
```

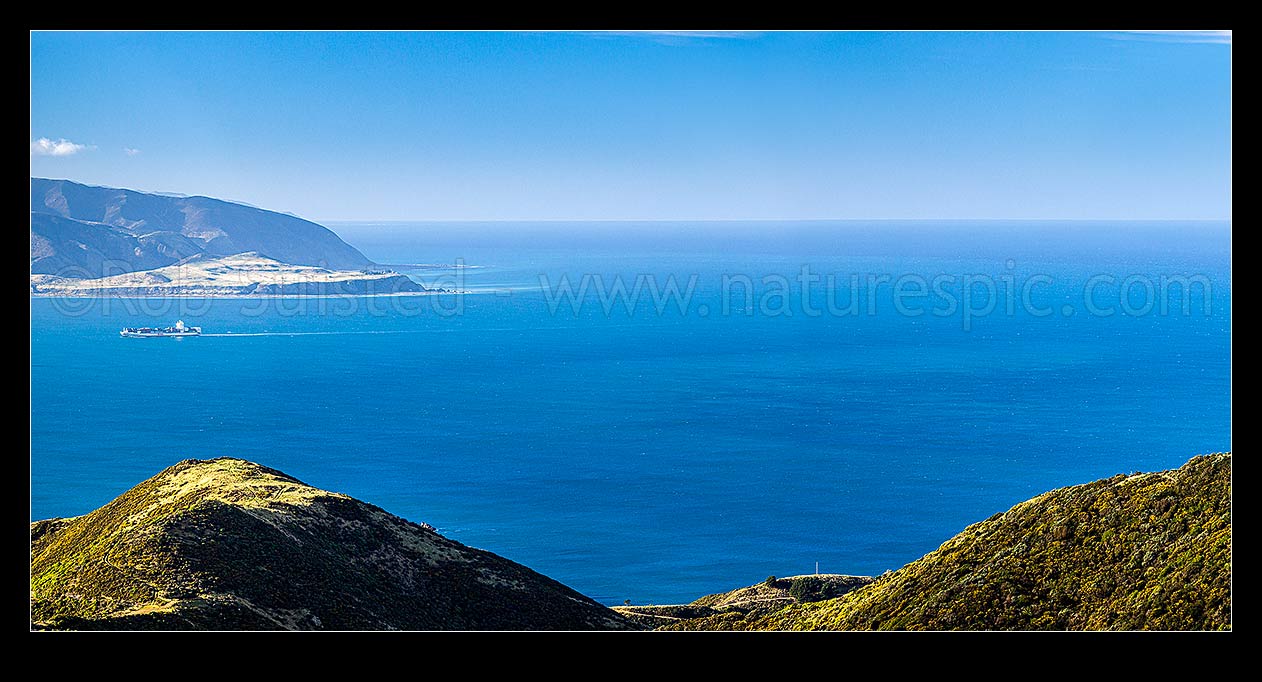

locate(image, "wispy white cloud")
[[30, 137, 92, 157], [1109, 30, 1231, 44], [123, 147, 141, 156], [581, 30, 763, 44]]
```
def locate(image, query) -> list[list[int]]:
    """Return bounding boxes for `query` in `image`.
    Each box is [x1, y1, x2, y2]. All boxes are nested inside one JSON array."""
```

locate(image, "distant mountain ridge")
[[31, 178, 373, 277]]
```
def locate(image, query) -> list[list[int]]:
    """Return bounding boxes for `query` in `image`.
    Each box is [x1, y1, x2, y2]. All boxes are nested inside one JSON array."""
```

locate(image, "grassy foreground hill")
[[31, 454, 1230, 631], [661, 453, 1231, 631], [30, 458, 633, 630]]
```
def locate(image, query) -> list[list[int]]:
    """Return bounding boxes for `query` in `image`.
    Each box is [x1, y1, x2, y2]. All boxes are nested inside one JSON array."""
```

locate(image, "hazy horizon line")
[[31, 178, 1230, 225], [320, 217, 1232, 224]]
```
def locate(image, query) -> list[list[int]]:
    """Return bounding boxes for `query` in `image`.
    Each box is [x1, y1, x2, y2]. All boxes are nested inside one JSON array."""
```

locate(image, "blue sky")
[[30, 31, 1231, 221]]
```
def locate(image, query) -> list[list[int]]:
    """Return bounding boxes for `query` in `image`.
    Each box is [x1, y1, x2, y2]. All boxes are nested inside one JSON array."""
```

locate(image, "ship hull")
[[119, 331, 201, 338]]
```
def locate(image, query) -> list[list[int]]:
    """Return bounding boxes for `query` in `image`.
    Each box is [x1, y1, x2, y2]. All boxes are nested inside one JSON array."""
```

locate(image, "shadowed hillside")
[[30, 458, 634, 631]]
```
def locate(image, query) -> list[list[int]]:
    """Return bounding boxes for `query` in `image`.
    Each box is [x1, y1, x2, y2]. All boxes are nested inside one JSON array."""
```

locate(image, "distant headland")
[[30, 178, 454, 297]]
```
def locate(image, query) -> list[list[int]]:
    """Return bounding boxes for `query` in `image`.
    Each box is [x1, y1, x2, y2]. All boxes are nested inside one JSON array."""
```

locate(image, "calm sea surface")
[[30, 221, 1231, 604]]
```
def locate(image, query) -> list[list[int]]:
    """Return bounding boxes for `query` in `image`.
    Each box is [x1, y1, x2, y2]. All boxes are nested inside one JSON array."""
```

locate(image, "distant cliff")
[[659, 453, 1231, 631], [31, 178, 373, 277], [31, 458, 633, 631]]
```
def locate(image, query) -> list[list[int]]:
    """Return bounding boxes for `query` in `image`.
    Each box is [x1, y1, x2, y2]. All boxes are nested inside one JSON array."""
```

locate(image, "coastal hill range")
[[32, 453, 1230, 630]]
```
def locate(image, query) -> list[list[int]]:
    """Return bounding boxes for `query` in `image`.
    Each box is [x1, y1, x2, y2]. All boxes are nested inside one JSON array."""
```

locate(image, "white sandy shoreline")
[[29, 289, 493, 299], [29, 253, 497, 300]]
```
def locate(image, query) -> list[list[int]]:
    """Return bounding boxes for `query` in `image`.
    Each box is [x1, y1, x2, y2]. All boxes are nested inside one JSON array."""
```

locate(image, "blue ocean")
[[29, 221, 1231, 605]]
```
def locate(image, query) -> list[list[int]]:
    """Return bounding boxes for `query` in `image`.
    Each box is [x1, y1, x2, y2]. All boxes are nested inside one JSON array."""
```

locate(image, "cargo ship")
[[120, 320, 202, 338]]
